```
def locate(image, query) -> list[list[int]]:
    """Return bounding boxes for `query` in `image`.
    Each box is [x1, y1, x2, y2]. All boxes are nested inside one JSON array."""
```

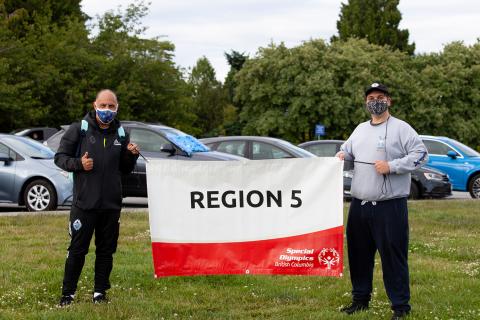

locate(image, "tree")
[[87, 1, 198, 134], [0, 5, 94, 131], [234, 38, 418, 143], [0, 1, 197, 134], [189, 57, 227, 136], [410, 41, 480, 150], [224, 50, 247, 102], [234, 37, 480, 149], [223, 50, 248, 135], [2, 0, 84, 21], [235, 40, 339, 142], [332, 0, 415, 55], [1, 0, 85, 36]]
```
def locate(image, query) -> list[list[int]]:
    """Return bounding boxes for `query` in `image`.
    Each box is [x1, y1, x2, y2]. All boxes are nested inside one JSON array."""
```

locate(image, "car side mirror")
[[0, 152, 12, 165], [160, 143, 176, 156], [447, 150, 458, 159]]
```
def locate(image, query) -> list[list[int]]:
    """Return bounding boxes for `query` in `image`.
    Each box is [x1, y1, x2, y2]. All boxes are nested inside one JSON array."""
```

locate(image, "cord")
[[344, 116, 392, 195], [138, 151, 149, 163], [384, 117, 392, 195]]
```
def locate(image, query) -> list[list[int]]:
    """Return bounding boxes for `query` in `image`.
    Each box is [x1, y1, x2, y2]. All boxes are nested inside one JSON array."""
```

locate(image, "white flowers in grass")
[[464, 261, 479, 277]]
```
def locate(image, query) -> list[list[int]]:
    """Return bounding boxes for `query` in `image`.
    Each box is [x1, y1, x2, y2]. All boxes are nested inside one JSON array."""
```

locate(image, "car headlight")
[[343, 170, 354, 179], [423, 172, 444, 181]]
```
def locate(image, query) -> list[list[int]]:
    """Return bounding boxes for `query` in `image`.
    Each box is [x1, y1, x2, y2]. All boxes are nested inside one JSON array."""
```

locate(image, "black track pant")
[[346, 197, 411, 312], [62, 206, 120, 296]]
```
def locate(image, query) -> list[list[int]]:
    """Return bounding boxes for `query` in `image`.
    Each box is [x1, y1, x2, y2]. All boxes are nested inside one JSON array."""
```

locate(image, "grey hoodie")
[[341, 116, 428, 201]]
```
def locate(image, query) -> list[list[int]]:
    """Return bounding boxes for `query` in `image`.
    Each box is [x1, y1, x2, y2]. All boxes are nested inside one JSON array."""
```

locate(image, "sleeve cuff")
[[74, 158, 83, 171], [388, 160, 398, 174]]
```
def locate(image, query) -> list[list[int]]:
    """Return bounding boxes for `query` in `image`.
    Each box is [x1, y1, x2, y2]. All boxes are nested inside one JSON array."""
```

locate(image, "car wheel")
[[23, 179, 57, 212], [409, 182, 420, 200], [468, 174, 480, 199]]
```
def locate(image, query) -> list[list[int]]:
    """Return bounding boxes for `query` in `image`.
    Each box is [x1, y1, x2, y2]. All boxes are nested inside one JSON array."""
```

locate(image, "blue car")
[[420, 135, 480, 198], [0, 134, 73, 211]]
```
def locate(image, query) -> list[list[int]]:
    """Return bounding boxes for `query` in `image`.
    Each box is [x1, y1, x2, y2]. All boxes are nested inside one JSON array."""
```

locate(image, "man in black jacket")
[[55, 89, 139, 306]]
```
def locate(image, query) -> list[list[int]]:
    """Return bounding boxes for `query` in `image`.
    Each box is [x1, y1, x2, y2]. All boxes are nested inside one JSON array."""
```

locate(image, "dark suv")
[[299, 140, 452, 199], [44, 121, 243, 198]]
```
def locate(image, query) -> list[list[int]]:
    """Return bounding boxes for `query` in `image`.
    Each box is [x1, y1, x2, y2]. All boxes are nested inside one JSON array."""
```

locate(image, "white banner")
[[147, 157, 344, 277]]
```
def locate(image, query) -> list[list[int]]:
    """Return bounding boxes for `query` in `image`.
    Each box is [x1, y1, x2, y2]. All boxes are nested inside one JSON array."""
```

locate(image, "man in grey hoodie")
[[337, 83, 428, 320]]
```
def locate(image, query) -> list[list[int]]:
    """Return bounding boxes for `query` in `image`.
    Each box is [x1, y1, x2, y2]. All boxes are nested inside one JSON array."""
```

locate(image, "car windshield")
[[276, 140, 315, 158], [154, 126, 210, 154], [3, 136, 55, 159], [155, 127, 186, 136], [448, 139, 480, 157], [11, 128, 29, 135]]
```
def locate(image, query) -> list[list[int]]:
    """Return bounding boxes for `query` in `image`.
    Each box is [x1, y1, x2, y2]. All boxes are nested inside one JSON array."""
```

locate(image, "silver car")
[[200, 136, 316, 160], [0, 134, 73, 211]]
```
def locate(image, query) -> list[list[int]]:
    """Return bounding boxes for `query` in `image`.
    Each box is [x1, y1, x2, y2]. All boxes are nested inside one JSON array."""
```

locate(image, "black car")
[[299, 140, 452, 199], [44, 121, 243, 198]]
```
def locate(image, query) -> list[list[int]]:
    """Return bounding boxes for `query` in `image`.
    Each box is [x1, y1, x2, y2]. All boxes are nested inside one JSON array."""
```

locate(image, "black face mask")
[[366, 99, 388, 115]]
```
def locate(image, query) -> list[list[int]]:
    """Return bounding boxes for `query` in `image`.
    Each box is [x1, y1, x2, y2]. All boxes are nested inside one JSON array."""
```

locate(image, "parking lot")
[[0, 192, 472, 216]]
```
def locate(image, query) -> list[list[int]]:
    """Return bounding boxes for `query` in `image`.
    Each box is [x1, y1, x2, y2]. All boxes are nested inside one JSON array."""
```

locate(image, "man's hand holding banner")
[[146, 158, 344, 277]]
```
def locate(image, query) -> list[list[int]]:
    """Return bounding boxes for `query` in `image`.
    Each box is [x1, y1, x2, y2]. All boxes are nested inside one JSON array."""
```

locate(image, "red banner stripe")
[[152, 226, 343, 277]]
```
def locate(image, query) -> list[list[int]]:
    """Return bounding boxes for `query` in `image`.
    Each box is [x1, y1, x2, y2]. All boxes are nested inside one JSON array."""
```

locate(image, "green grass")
[[0, 200, 479, 319]]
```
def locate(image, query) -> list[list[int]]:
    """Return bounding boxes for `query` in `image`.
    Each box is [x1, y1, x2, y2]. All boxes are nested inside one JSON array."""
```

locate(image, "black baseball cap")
[[365, 82, 389, 97]]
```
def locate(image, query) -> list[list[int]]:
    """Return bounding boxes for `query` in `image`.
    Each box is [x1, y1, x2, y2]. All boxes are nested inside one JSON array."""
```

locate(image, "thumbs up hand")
[[81, 152, 94, 171]]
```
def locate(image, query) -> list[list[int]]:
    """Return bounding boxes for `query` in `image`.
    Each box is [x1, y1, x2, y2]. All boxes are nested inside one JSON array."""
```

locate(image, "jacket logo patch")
[[114, 139, 121, 146], [89, 136, 96, 144], [72, 219, 82, 231]]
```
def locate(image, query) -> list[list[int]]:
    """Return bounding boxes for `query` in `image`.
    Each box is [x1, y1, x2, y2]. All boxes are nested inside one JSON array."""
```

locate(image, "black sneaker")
[[92, 293, 108, 304], [58, 295, 74, 307], [391, 310, 410, 319], [340, 301, 369, 314]]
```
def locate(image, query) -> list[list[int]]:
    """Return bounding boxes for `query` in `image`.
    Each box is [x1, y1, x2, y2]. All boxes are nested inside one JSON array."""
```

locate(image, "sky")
[[81, 0, 480, 81]]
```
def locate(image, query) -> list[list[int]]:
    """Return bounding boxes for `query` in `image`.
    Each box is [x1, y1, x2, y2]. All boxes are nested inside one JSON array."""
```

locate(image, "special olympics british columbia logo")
[[318, 248, 340, 269]]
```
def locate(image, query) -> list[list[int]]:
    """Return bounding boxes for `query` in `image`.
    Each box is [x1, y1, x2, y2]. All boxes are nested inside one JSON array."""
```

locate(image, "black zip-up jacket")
[[55, 111, 138, 211]]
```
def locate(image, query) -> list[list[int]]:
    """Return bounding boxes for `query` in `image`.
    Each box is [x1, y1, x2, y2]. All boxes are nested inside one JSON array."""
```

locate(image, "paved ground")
[[0, 193, 474, 216], [0, 197, 148, 216]]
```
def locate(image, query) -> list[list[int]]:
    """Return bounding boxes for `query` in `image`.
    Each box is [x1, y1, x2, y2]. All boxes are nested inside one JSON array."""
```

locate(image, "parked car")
[[200, 136, 316, 159], [420, 135, 480, 198], [298, 140, 452, 199], [12, 127, 58, 142], [0, 134, 73, 211], [44, 121, 244, 198], [43, 125, 69, 149], [200, 136, 352, 196]]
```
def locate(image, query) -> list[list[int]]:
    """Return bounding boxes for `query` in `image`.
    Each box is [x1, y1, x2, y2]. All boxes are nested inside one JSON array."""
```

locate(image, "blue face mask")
[[96, 109, 117, 124]]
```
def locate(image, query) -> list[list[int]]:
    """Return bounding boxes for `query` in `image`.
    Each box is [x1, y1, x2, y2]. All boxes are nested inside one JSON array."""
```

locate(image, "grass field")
[[0, 200, 479, 319]]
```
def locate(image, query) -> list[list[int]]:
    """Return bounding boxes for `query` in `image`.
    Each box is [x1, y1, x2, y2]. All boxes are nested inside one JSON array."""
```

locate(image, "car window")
[[45, 129, 66, 152], [447, 139, 480, 157], [252, 141, 292, 160], [423, 140, 456, 156], [0, 143, 8, 155], [129, 128, 169, 153], [2, 137, 54, 159], [305, 143, 339, 157], [0, 143, 20, 161], [217, 141, 247, 157], [276, 140, 315, 158], [28, 130, 44, 141]]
